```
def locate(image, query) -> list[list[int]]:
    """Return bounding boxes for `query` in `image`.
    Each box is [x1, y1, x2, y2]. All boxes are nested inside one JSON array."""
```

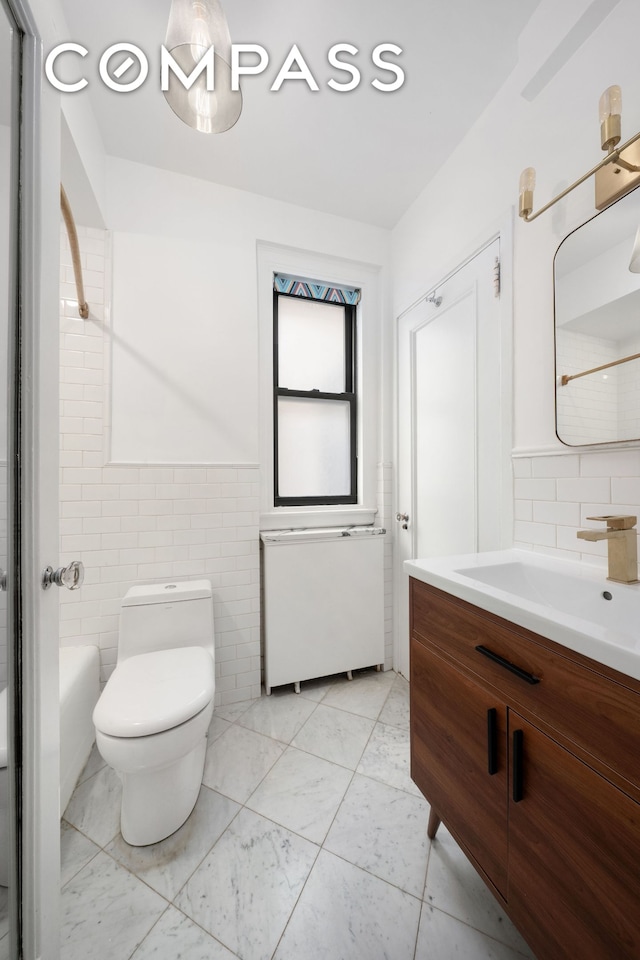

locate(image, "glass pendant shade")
[[629, 226, 640, 273], [163, 0, 242, 133]]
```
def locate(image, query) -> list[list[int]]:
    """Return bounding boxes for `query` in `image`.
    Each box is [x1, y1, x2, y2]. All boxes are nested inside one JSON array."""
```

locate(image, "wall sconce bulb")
[[518, 167, 536, 218], [600, 85, 622, 152]]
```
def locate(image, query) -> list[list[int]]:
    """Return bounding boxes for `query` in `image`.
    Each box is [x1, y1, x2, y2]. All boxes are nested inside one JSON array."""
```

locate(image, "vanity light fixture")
[[163, 0, 242, 133], [519, 85, 640, 223]]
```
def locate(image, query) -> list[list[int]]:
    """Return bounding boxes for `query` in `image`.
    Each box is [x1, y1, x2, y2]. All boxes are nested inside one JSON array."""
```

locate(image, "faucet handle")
[[586, 515, 637, 530]]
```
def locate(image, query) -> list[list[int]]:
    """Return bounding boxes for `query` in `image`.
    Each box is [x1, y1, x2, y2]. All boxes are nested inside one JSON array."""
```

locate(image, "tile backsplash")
[[513, 448, 640, 569]]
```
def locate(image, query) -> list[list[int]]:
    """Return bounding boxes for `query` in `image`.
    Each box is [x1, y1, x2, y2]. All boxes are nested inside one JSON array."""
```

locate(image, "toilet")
[[92, 579, 215, 846]]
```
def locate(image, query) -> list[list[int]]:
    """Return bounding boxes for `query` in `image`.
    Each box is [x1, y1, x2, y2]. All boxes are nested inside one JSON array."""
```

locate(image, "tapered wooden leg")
[[427, 809, 441, 839]]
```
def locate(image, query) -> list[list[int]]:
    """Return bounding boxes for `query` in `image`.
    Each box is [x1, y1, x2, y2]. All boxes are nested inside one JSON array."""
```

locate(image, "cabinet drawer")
[[410, 577, 640, 794]]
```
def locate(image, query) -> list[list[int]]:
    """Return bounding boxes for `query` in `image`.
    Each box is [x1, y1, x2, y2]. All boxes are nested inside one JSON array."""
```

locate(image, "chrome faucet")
[[576, 515, 639, 584]]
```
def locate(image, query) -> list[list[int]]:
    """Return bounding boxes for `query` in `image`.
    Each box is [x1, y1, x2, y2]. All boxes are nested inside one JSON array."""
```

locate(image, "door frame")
[[392, 218, 514, 675], [12, 0, 64, 955]]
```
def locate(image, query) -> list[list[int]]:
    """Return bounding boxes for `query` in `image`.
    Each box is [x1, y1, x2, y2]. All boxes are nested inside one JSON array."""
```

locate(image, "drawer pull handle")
[[487, 708, 498, 776], [513, 729, 524, 803], [475, 645, 540, 685]]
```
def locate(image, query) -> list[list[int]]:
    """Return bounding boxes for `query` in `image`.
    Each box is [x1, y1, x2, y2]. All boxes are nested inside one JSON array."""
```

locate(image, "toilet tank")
[[118, 580, 215, 663]]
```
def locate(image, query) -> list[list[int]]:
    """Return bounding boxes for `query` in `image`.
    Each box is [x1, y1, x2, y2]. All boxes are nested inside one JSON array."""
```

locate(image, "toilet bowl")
[[92, 580, 215, 846]]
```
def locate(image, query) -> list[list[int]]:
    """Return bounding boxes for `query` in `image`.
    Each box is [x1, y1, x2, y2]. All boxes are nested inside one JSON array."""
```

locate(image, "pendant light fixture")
[[163, 0, 242, 134]]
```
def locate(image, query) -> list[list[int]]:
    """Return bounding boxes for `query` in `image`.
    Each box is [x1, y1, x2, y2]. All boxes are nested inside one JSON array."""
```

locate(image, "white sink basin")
[[405, 549, 640, 681]]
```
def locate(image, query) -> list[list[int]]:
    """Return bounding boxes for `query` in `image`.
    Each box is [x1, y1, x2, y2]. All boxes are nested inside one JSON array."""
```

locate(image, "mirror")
[[555, 186, 640, 445]]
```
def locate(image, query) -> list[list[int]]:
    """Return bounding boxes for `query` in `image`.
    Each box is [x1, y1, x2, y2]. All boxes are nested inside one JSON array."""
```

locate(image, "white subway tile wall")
[[617, 339, 640, 439], [59, 227, 261, 706], [513, 449, 640, 568], [556, 330, 618, 445]]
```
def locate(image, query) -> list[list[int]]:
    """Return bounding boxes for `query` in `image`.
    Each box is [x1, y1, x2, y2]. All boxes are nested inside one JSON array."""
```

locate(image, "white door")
[[395, 238, 508, 679]]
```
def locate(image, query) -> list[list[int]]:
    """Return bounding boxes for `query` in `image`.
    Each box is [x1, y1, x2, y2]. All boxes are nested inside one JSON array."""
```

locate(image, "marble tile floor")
[[60, 668, 537, 960]]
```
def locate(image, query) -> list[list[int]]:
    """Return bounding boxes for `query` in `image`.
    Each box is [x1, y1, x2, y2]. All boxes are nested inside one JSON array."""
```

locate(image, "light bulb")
[[188, 81, 218, 133], [599, 84, 622, 122], [518, 167, 536, 219], [600, 85, 622, 151], [189, 1, 212, 61], [519, 167, 536, 193]]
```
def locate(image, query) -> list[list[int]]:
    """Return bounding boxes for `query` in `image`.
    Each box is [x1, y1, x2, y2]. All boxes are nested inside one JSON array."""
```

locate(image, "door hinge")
[[493, 256, 501, 298]]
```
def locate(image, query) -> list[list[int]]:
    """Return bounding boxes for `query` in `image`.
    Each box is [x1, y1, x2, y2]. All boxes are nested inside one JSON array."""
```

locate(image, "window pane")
[[278, 297, 346, 392], [277, 397, 351, 498]]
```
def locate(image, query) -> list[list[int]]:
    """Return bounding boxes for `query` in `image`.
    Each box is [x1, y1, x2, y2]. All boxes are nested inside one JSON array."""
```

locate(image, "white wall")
[[392, 0, 640, 567], [556, 237, 640, 325], [110, 230, 256, 464]]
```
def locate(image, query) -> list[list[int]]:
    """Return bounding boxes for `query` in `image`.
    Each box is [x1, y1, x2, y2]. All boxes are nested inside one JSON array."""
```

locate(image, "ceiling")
[[57, 0, 540, 228]]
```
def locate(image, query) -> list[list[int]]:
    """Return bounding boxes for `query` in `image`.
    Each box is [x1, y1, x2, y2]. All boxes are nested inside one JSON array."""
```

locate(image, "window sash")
[[273, 291, 357, 507]]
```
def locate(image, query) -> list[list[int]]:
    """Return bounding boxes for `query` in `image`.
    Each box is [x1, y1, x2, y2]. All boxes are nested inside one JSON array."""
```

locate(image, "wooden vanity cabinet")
[[410, 577, 640, 960], [411, 639, 508, 897]]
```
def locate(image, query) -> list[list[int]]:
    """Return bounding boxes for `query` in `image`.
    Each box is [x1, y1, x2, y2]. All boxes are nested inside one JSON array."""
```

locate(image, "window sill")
[[259, 506, 377, 531]]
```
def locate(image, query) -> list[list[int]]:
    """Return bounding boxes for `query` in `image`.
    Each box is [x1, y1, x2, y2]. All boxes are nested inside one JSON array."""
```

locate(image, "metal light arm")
[[520, 128, 640, 223]]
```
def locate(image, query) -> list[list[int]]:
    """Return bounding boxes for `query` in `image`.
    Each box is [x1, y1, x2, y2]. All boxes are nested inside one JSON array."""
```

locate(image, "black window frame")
[[273, 287, 357, 507]]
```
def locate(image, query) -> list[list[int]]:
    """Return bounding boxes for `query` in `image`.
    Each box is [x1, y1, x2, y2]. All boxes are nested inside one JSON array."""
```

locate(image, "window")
[[273, 277, 358, 507]]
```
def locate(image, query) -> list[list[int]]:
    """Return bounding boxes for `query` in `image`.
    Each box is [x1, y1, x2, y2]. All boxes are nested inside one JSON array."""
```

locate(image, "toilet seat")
[[93, 647, 214, 738]]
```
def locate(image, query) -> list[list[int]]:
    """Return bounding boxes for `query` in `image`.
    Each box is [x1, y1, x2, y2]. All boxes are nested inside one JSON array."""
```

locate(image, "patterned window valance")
[[274, 273, 361, 305]]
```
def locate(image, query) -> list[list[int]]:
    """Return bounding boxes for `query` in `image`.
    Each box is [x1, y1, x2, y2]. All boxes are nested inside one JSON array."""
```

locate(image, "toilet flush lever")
[[42, 560, 85, 591]]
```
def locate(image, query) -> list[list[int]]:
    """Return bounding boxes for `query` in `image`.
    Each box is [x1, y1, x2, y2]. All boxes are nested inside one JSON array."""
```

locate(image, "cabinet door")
[[508, 714, 640, 960], [410, 636, 508, 896]]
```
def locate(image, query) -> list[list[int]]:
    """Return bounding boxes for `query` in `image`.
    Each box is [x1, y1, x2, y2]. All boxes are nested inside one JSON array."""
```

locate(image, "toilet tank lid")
[[122, 579, 212, 606]]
